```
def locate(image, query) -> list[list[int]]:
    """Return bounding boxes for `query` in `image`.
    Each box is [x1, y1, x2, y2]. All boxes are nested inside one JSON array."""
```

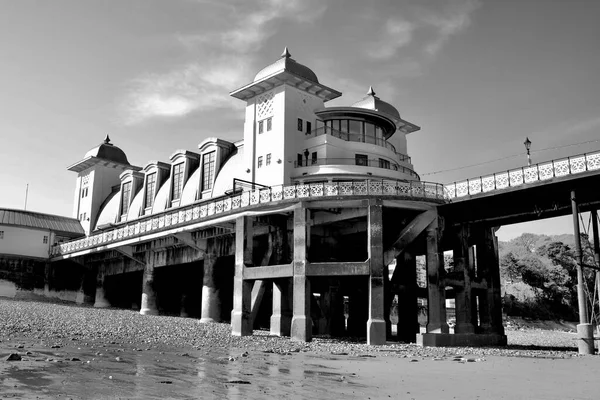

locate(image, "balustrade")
[[445, 151, 600, 199], [52, 179, 445, 257]]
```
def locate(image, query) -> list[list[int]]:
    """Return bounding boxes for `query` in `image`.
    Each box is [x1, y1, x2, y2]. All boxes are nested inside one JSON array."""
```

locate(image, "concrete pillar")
[[367, 199, 386, 345], [94, 267, 110, 308], [396, 251, 419, 343], [453, 224, 475, 334], [479, 227, 504, 335], [140, 256, 158, 315], [200, 253, 221, 322], [231, 216, 253, 336], [291, 205, 311, 342], [76, 267, 95, 305], [271, 279, 292, 336], [425, 222, 449, 333]]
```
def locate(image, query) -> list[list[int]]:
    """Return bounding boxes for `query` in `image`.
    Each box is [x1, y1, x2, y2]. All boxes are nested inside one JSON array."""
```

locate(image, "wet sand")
[[2, 338, 599, 399], [1, 299, 599, 399]]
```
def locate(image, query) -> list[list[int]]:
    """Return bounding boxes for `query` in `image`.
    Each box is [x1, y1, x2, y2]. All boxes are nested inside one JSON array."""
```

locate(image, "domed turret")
[[83, 134, 130, 165], [253, 47, 320, 84], [230, 47, 340, 102], [352, 86, 401, 121]]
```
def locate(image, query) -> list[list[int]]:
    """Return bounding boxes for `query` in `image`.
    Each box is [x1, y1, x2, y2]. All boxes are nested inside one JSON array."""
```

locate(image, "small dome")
[[254, 47, 319, 84], [352, 86, 401, 120], [84, 135, 130, 165]]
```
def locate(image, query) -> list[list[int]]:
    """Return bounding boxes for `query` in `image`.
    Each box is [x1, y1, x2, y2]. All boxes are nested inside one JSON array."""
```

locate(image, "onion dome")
[[352, 86, 401, 121], [68, 135, 138, 173], [253, 47, 319, 83], [231, 47, 341, 102], [83, 134, 130, 165]]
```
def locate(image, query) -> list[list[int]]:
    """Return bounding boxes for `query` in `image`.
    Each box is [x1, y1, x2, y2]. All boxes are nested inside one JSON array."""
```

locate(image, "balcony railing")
[[305, 127, 411, 163], [295, 157, 420, 180], [445, 151, 600, 199], [51, 179, 445, 257]]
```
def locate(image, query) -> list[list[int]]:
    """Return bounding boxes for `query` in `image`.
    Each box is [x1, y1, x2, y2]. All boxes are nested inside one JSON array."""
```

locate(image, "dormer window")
[[145, 173, 157, 208], [201, 152, 216, 191], [172, 163, 184, 200], [121, 181, 132, 215]]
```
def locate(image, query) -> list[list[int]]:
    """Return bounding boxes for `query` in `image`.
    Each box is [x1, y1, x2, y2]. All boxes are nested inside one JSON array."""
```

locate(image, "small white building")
[[0, 208, 84, 298], [78, 48, 422, 231], [0, 208, 84, 259]]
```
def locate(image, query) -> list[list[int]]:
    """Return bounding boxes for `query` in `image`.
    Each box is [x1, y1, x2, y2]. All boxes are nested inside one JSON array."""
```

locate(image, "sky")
[[1, 0, 599, 241]]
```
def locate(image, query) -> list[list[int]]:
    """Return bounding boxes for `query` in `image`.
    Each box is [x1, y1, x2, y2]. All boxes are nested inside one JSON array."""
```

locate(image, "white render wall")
[[0, 225, 53, 259], [73, 165, 123, 235]]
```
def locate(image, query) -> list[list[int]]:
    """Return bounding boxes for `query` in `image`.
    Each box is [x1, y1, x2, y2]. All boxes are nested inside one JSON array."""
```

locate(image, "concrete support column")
[[481, 227, 504, 335], [453, 224, 475, 334], [76, 267, 95, 305], [396, 251, 419, 343], [291, 205, 311, 342], [201, 253, 221, 323], [367, 199, 386, 345], [232, 216, 253, 336], [271, 279, 292, 336], [571, 191, 594, 354], [94, 266, 110, 308], [140, 255, 158, 315], [425, 221, 449, 333]]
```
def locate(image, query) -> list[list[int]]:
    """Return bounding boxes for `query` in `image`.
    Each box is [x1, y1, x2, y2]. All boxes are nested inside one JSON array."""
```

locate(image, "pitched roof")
[[0, 208, 85, 238]]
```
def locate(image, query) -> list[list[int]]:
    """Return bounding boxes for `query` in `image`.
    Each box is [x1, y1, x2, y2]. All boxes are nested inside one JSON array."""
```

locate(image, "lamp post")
[[524, 137, 532, 166]]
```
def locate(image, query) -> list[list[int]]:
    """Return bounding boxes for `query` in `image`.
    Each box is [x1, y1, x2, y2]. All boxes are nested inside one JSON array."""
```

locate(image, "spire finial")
[[104, 134, 111, 144], [367, 86, 376, 96], [281, 47, 291, 58]]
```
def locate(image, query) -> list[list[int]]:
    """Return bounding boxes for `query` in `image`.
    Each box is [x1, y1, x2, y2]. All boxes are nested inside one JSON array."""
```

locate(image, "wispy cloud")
[[421, 0, 482, 56], [367, 0, 481, 61], [367, 18, 415, 60], [566, 116, 600, 135], [121, 0, 327, 125]]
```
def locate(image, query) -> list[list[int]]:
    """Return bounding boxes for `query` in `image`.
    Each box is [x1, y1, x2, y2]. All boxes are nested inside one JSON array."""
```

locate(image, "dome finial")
[[367, 86, 376, 96], [281, 47, 291, 58], [104, 134, 111, 144]]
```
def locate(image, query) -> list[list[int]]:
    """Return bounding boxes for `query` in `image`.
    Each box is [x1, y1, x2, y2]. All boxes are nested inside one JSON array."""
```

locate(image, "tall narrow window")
[[267, 117, 272, 131], [311, 152, 317, 165], [379, 158, 390, 169], [258, 156, 263, 168], [172, 163, 184, 200], [266, 153, 271, 166], [121, 182, 132, 215], [145, 173, 157, 208], [202, 152, 216, 191], [43, 235, 48, 244], [306, 121, 312, 135], [355, 154, 368, 166], [258, 120, 264, 134], [0, 231, 4, 239], [297, 118, 303, 131], [297, 154, 303, 167]]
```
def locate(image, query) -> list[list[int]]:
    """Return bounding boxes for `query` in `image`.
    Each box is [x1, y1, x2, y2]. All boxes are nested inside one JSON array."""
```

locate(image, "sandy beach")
[[1, 298, 598, 399]]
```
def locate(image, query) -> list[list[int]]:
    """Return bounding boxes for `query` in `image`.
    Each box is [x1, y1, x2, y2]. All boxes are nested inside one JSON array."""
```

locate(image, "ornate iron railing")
[[305, 127, 412, 163], [294, 157, 420, 179], [52, 179, 446, 257], [445, 151, 600, 199]]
